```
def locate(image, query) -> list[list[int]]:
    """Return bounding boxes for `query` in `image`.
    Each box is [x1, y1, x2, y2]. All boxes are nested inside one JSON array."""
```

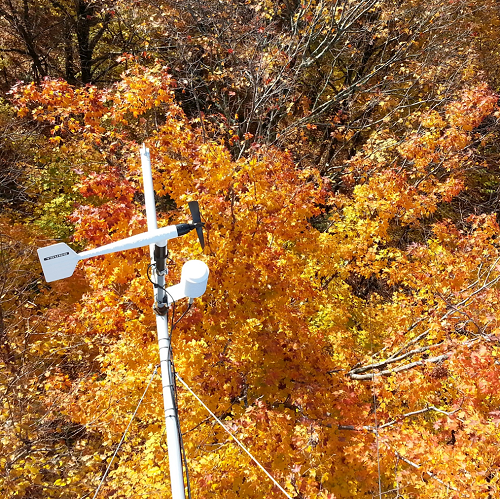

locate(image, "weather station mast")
[[37, 145, 208, 499]]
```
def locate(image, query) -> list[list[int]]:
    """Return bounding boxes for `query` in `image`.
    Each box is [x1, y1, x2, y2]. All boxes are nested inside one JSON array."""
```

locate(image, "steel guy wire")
[[92, 364, 159, 499], [175, 372, 294, 499]]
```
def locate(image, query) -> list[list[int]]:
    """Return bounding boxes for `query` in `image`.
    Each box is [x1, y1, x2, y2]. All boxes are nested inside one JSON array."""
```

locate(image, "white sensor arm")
[[79, 225, 178, 259], [38, 225, 180, 282]]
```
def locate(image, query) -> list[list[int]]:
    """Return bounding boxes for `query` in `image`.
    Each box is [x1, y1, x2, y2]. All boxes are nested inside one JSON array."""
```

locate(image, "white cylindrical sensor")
[[181, 260, 209, 298]]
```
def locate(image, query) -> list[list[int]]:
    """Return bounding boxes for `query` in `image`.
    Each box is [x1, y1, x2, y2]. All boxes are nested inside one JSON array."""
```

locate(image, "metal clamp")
[[154, 301, 169, 316]]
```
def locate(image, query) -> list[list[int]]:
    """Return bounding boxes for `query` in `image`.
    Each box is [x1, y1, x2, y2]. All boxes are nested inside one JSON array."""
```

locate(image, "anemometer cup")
[[181, 260, 209, 299]]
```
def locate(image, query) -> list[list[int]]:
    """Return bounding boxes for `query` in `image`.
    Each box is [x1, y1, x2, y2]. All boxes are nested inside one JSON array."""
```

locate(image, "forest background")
[[1, 0, 500, 497]]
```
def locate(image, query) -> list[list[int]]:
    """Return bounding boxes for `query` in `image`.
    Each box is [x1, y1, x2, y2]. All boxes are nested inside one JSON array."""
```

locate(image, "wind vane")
[[37, 144, 208, 499]]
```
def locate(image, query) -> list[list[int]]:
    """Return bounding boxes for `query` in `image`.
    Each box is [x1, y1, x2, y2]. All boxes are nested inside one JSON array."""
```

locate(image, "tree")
[[12, 63, 500, 498], [0, 212, 108, 498], [0, 0, 150, 87], [134, 0, 478, 171]]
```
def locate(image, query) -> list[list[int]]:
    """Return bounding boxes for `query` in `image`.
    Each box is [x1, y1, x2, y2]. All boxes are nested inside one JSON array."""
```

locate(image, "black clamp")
[[154, 301, 169, 316]]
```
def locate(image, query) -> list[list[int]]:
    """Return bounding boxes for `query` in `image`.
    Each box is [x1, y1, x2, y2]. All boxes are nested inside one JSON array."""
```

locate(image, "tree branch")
[[350, 342, 444, 375], [348, 354, 449, 380]]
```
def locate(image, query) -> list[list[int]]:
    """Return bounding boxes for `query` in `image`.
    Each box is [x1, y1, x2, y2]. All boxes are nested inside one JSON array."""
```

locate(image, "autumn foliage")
[[2, 0, 500, 498]]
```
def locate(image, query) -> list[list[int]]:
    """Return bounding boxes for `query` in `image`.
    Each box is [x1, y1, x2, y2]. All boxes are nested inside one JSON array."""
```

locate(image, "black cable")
[[166, 305, 192, 499], [170, 353, 192, 499], [173, 303, 192, 329], [146, 263, 158, 288], [147, 263, 177, 324], [171, 294, 176, 332]]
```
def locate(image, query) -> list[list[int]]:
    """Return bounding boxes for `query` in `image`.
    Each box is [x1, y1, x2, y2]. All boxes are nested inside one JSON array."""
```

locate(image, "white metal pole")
[[140, 144, 186, 499], [140, 145, 158, 262]]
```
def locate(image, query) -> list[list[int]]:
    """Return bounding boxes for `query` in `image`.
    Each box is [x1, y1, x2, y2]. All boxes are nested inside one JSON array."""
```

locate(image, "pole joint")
[[154, 302, 169, 316]]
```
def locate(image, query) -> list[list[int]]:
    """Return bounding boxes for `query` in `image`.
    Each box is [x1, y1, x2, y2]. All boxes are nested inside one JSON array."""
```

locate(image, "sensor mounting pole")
[[140, 144, 186, 499]]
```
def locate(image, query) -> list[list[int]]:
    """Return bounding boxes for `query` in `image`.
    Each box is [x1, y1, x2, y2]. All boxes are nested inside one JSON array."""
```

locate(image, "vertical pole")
[[140, 145, 158, 259], [140, 145, 186, 499]]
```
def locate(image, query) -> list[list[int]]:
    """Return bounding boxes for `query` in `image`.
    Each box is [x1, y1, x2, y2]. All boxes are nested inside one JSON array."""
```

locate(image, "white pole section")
[[140, 145, 186, 499], [140, 144, 158, 231], [140, 144, 159, 262]]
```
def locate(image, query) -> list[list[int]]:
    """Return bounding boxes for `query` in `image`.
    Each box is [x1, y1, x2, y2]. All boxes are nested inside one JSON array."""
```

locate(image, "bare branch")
[[350, 342, 444, 375], [379, 401, 464, 430], [349, 354, 450, 380]]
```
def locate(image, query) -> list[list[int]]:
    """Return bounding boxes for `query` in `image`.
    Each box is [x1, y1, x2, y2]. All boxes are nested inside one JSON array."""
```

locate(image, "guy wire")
[[92, 364, 159, 499], [176, 373, 293, 499]]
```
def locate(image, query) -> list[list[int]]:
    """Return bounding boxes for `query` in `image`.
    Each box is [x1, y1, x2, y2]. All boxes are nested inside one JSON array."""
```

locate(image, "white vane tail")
[[37, 243, 80, 282]]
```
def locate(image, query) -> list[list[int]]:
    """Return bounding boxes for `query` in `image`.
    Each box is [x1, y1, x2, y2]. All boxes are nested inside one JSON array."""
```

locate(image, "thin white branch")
[[349, 354, 449, 380], [379, 401, 464, 430], [393, 450, 460, 493]]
